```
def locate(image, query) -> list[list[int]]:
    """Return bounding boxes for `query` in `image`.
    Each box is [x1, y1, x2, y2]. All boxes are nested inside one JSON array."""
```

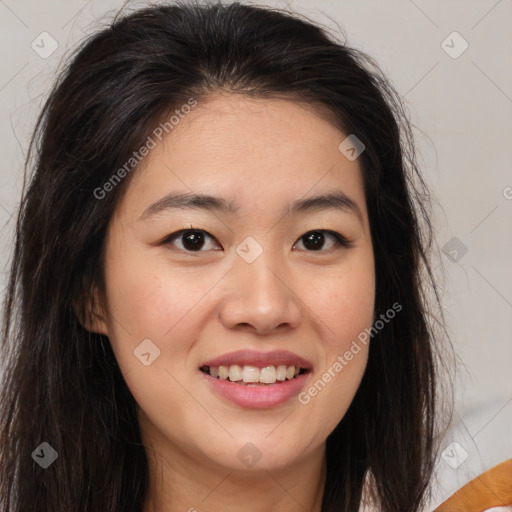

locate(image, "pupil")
[[304, 231, 324, 251], [183, 230, 204, 251]]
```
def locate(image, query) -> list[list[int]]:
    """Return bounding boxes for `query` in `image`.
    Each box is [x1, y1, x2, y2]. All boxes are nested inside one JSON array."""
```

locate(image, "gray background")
[[1, 0, 511, 507]]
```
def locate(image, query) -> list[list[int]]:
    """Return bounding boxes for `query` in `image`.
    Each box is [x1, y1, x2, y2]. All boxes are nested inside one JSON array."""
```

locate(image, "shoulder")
[[357, 460, 512, 512], [433, 459, 512, 512]]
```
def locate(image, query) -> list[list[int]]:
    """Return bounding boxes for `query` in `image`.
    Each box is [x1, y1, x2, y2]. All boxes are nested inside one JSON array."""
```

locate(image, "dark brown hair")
[[1, 2, 447, 510]]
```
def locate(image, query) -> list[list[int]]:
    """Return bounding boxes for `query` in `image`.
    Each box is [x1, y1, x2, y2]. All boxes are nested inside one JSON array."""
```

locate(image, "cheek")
[[307, 259, 375, 347], [326, 263, 375, 379], [105, 254, 217, 341], [101, 265, 210, 440], [295, 260, 374, 438], [318, 277, 373, 386]]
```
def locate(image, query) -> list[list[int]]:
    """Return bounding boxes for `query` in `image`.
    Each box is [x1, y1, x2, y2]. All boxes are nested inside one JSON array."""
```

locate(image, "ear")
[[73, 284, 109, 336]]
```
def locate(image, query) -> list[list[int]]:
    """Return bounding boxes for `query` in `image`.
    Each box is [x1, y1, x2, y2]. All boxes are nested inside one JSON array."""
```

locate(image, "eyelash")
[[161, 228, 352, 254]]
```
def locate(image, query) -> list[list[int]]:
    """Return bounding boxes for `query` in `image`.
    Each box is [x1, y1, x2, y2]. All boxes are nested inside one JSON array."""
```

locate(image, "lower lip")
[[200, 371, 311, 409]]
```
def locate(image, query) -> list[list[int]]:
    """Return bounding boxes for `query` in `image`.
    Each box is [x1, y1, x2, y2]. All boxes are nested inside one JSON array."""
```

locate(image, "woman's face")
[[91, 93, 375, 473]]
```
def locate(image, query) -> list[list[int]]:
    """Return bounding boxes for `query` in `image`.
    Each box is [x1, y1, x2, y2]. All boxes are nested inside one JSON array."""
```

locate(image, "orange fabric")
[[434, 459, 512, 512]]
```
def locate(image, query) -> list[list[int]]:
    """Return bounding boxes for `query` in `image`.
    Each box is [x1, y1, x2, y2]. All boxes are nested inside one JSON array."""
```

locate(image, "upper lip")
[[201, 349, 313, 370]]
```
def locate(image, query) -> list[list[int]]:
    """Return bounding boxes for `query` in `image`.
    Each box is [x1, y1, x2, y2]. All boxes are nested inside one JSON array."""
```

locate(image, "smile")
[[200, 364, 308, 385]]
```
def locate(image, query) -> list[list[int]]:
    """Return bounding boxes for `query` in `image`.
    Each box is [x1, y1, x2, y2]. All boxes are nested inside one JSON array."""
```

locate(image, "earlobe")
[[83, 309, 109, 336], [73, 286, 109, 336]]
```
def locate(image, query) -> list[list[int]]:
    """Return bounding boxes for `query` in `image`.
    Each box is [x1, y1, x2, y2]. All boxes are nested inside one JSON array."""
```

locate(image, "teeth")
[[242, 365, 260, 383], [229, 364, 242, 382], [205, 364, 303, 384], [276, 365, 287, 381], [259, 366, 276, 383], [218, 366, 229, 380]]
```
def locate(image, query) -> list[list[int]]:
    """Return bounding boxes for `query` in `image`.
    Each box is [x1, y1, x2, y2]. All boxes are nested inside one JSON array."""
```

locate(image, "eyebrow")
[[139, 190, 364, 225]]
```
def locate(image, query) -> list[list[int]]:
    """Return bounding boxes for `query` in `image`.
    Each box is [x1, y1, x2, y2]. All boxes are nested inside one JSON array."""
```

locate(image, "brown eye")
[[164, 229, 221, 252], [162, 228, 350, 254], [294, 230, 351, 252]]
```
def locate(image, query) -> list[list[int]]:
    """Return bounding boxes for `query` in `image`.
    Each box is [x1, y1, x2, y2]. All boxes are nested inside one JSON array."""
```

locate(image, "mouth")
[[198, 349, 313, 408], [199, 364, 310, 385]]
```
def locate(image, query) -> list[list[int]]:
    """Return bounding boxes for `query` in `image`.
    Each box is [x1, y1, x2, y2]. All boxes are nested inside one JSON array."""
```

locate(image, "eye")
[[161, 228, 351, 254], [162, 229, 221, 252], [293, 230, 351, 252]]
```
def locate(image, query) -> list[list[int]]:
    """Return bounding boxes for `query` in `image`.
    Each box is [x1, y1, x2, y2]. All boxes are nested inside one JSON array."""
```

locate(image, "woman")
[[0, 2, 447, 511]]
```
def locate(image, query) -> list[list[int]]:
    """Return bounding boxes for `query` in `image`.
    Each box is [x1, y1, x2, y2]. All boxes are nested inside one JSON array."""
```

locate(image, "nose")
[[218, 250, 302, 336]]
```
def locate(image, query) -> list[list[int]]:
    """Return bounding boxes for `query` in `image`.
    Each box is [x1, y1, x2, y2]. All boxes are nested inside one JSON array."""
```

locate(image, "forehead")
[[116, 94, 368, 223], [168, 93, 346, 154]]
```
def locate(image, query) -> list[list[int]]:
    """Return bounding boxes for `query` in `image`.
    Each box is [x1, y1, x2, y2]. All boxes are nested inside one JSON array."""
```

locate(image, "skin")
[[86, 93, 375, 512]]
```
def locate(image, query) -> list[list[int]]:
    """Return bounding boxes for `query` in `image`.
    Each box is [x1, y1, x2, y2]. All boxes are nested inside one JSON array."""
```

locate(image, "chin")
[[201, 436, 313, 473]]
